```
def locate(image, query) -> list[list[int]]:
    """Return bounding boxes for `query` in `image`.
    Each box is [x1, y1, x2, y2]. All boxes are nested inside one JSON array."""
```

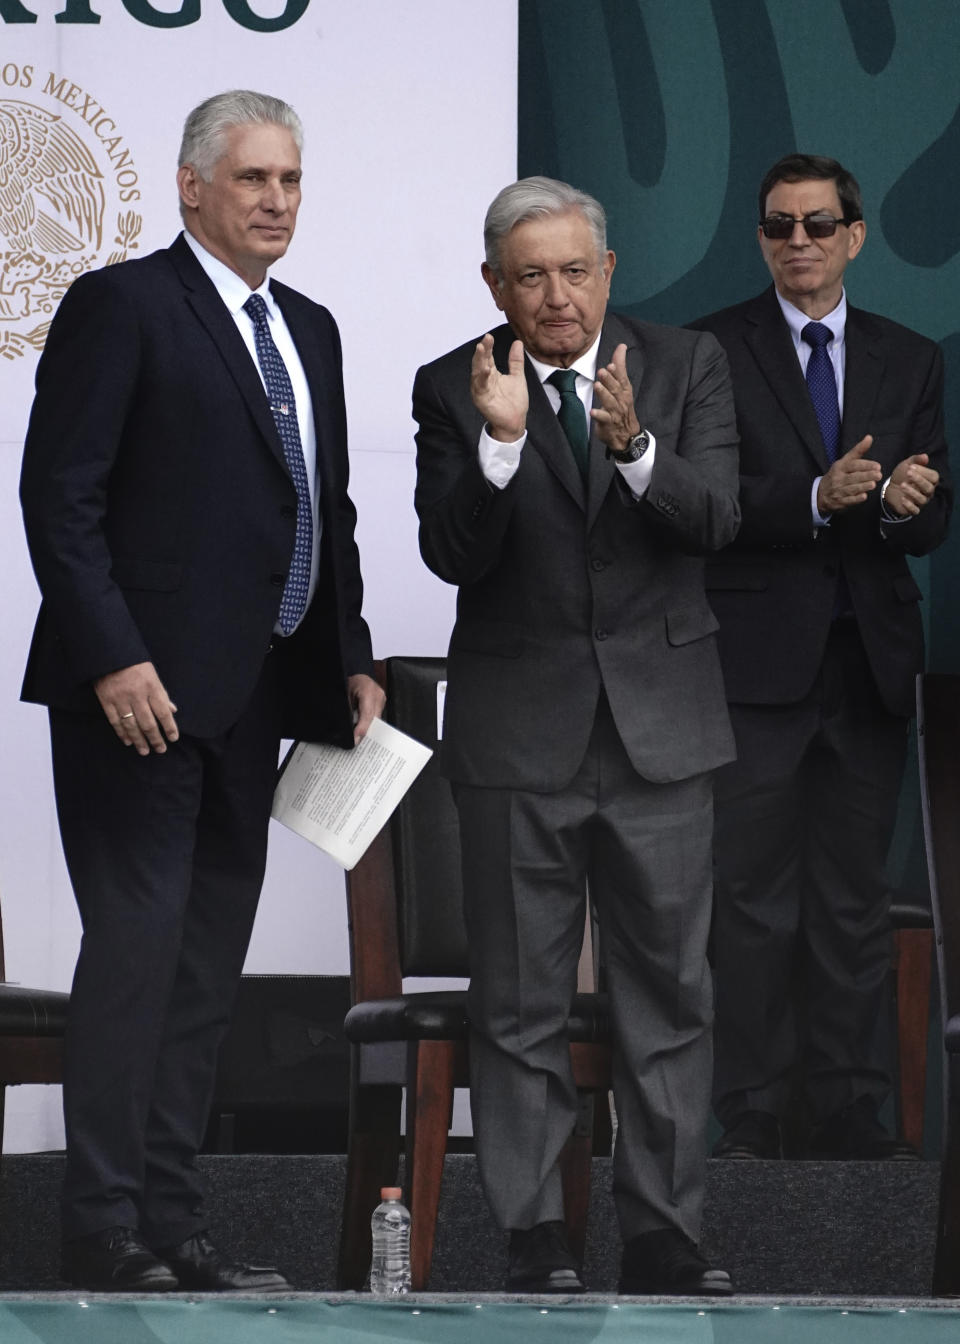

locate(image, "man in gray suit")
[[413, 178, 740, 1294]]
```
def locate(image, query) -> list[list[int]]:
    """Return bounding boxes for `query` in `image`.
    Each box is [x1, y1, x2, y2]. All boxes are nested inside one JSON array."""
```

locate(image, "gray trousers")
[[455, 695, 714, 1242]]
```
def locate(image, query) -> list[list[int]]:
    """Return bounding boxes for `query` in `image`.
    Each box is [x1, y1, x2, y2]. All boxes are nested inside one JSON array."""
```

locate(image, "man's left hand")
[[348, 672, 386, 743], [883, 453, 939, 517], [591, 343, 640, 454]]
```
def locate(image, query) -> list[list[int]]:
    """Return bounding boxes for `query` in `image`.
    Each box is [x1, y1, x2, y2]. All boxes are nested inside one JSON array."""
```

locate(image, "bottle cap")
[[381, 1187, 402, 1200]]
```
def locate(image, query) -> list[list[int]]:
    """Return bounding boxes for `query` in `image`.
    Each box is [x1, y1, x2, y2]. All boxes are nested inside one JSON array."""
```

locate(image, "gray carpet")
[[0, 1153, 940, 1295]]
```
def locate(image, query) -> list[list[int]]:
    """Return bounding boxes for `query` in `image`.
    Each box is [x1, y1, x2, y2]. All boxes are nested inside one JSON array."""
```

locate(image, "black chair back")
[[385, 657, 469, 978]]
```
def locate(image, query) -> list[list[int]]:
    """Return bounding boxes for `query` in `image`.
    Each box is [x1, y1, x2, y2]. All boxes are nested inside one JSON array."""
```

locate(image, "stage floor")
[[2, 1296, 959, 1343]]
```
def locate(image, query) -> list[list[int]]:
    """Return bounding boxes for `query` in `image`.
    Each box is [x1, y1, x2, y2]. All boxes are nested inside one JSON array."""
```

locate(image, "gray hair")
[[178, 89, 303, 181], [483, 176, 607, 276]]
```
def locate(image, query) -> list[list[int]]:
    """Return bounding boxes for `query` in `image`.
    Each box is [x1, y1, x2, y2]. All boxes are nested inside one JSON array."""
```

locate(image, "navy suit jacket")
[[691, 287, 952, 718], [20, 234, 373, 745]]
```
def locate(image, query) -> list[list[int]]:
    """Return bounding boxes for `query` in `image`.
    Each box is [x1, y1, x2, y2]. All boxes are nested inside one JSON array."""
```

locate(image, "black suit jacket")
[[690, 287, 952, 718], [20, 235, 372, 745], [413, 313, 740, 789]]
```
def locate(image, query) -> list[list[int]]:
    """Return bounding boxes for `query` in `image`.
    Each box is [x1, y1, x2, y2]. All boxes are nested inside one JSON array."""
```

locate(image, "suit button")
[[280, 504, 295, 518], [595, 627, 609, 641], [270, 572, 286, 586], [590, 557, 607, 571]]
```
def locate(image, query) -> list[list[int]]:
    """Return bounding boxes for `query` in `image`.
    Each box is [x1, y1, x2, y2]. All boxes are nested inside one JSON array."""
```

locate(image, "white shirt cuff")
[[479, 425, 525, 489], [880, 475, 910, 524], [812, 476, 831, 528]]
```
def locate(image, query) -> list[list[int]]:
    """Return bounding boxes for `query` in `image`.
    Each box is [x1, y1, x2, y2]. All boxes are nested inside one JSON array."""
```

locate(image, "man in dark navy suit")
[[692, 154, 951, 1162], [20, 90, 383, 1290]]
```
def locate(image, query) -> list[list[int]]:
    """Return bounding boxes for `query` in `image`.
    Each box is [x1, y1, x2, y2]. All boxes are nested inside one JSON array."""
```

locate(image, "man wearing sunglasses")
[[691, 153, 952, 1163]]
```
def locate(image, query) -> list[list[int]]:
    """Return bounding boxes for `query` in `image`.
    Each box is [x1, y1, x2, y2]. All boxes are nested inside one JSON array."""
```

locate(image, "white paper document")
[[271, 717, 433, 870]]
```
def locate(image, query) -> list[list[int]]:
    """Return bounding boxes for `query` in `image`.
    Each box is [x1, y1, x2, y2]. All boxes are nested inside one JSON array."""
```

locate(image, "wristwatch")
[[606, 429, 652, 464]]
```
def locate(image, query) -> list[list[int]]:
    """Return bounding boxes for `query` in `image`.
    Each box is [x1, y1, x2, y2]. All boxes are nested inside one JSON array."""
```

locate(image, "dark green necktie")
[[547, 369, 589, 480]]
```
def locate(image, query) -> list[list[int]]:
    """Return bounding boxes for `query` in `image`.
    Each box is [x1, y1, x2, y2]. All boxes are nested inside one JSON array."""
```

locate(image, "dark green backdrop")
[[518, 0, 959, 911]]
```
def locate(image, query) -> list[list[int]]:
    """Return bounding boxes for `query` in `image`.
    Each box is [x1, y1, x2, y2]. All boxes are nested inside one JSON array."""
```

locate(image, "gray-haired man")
[[21, 89, 382, 1291], [412, 176, 739, 1294]]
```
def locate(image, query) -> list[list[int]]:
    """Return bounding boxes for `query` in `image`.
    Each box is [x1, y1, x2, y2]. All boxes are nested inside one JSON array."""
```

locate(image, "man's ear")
[[177, 163, 200, 212], [481, 261, 505, 311]]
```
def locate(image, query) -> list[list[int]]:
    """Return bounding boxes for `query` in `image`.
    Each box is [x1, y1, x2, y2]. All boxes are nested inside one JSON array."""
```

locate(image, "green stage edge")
[[1, 1300, 960, 1344]]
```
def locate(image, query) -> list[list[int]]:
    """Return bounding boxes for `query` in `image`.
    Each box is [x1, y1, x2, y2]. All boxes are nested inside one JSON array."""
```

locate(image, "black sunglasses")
[[759, 212, 850, 240]]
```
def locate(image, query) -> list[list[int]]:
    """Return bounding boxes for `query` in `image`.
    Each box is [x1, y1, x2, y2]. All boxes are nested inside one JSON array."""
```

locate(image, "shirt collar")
[[182, 229, 277, 319], [527, 330, 603, 385], [776, 287, 847, 348]]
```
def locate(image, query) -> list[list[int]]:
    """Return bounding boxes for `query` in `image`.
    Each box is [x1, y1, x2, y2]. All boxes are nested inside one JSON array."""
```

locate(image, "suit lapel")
[[167, 236, 287, 473], [743, 288, 829, 472], [841, 306, 884, 450], [586, 315, 639, 532]]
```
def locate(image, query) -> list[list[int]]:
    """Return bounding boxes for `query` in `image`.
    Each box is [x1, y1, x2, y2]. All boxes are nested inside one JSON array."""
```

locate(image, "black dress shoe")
[[619, 1228, 733, 1296], [506, 1221, 585, 1293], [807, 1096, 919, 1161], [155, 1231, 290, 1292], [62, 1227, 179, 1291], [713, 1110, 782, 1159]]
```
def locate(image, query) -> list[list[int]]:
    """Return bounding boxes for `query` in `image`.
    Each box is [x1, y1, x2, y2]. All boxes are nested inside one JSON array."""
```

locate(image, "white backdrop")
[[0, 0, 517, 1151]]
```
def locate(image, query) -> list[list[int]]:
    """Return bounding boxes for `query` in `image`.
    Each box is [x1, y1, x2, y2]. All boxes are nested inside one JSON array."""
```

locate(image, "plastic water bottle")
[[369, 1187, 411, 1294]]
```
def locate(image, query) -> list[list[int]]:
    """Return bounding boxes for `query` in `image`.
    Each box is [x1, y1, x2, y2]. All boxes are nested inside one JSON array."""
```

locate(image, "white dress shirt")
[[182, 229, 322, 628], [776, 288, 903, 529], [478, 331, 656, 498]]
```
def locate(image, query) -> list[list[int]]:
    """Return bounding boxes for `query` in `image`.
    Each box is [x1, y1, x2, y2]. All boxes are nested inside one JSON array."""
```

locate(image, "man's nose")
[[544, 272, 569, 305], [261, 179, 286, 212], [788, 219, 810, 245]]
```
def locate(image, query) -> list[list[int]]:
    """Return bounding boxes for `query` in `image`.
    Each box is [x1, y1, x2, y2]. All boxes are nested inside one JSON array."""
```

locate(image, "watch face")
[[627, 432, 649, 458]]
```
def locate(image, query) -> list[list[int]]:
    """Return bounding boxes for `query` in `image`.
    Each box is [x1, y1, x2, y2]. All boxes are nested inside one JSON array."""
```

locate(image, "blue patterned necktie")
[[802, 320, 841, 463], [244, 293, 312, 634], [547, 368, 589, 480]]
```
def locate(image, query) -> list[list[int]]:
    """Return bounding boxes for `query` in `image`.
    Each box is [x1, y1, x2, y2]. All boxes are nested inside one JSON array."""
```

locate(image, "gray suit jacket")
[[413, 313, 740, 789]]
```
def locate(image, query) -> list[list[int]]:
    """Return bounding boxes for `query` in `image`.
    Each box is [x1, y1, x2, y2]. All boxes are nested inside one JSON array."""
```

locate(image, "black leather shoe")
[[62, 1227, 179, 1291], [619, 1228, 733, 1296], [713, 1110, 782, 1159], [155, 1231, 290, 1292], [506, 1221, 585, 1293], [807, 1096, 919, 1161]]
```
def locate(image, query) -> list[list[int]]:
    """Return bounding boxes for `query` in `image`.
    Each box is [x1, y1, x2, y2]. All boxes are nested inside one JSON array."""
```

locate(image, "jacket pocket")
[[666, 603, 720, 647], [111, 558, 183, 591], [894, 573, 923, 604]]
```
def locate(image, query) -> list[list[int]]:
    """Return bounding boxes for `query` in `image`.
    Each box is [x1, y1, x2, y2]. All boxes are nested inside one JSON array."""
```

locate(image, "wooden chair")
[[337, 656, 612, 1290], [0, 905, 69, 1147], [917, 671, 960, 1294]]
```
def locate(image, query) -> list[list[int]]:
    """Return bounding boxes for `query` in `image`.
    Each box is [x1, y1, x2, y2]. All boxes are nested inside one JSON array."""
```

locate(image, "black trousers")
[[50, 657, 282, 1244], [712, 618, 908, 1128]]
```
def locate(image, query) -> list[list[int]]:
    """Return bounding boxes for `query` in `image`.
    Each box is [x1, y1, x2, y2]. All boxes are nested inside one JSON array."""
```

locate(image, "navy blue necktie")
[[244, 294, 312, 634], [547, 369, 589, 480], [802, 321, 841, 463]]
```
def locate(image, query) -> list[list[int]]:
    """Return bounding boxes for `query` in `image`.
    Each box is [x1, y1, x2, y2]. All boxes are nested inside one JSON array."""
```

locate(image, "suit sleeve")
[[638, 330, 741, 553], [413, 358, 519, 585], [19, 269, 152, 685], [872, 341, 952, 557]]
